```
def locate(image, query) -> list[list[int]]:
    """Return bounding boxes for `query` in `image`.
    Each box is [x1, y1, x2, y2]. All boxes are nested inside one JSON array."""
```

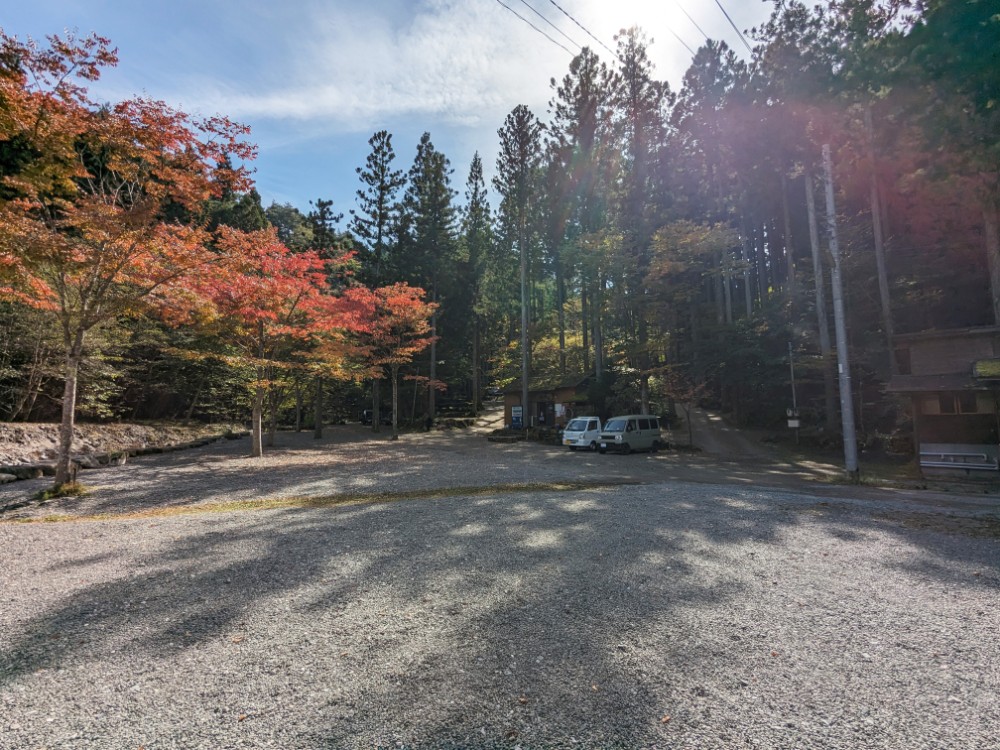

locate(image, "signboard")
[[787, 419, 800, 429], [511, 406, 523, 430], [555, 403, 565, 418]]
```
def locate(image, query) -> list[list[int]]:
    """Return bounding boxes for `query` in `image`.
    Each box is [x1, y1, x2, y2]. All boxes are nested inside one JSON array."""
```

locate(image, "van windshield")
[[565, 418, 589, 432], [604, 418, 627, 431]]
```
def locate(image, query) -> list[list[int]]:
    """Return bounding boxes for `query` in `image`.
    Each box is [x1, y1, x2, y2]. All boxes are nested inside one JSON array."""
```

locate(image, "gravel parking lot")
[[2, 428, 999, 748]]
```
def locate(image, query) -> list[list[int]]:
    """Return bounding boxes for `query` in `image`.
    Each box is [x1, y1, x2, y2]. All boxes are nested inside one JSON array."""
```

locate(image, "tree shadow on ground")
[[2, 479, 997, 748]]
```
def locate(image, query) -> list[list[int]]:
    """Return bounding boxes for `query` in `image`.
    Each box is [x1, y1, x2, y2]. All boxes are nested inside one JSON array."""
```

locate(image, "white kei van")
[[562, 416, 602, 451], [598, 415, 662, 454]]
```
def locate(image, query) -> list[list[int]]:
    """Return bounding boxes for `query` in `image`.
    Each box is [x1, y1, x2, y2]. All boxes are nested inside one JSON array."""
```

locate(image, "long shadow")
[[2, 480, 998, 747]]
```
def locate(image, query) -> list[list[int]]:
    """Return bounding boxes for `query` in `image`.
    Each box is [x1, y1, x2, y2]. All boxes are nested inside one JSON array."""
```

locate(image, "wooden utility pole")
[[823, 145, 859, 479]]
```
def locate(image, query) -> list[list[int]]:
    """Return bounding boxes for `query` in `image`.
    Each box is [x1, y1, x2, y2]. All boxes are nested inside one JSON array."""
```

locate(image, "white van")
[[562, 416, 602, 451], [598, 415, 662, 454]]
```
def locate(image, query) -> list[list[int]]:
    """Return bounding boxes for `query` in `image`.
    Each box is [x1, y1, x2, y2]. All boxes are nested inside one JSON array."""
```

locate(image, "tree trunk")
[[250, 374, 264, 458], [781, 172, 797, 299], [806, 173, 837, 431], [430, 306, 439, 419], [391, 364, 400, 440], [373, 377, 382, 433], [593, 279, 605, 378], [866, 106, 895, 374], [755, 221, 768, 303], [11, 336, 46, 421], [471, 316, 480, 416], [520, 228, 530, 428], [54, 331, 85, 488], [714, 254, 725, 325], [294, 381, 302, 432], [184, 380, 203, 422], [581, 285, 590, 374], [722, 252, 733, 325], [985, 205, 1000, 325], [557, 262, 567, 377], [313, 376, 323, 439], [741, 226, 753, 317], [266, 382, 277, 448]]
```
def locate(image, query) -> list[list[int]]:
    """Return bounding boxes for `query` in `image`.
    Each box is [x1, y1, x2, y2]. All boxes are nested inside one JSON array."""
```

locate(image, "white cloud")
[[169, 0, 568, 131]]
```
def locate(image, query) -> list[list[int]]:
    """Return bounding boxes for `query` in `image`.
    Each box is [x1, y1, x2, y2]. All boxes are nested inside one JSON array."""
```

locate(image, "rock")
[[0, 473, 16, 484]]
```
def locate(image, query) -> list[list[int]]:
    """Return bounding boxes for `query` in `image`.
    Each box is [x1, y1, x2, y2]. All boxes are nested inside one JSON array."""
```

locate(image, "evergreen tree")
[[349, 130, 407, 286], [461, 152, 493, 410], [397, 132, 458, 418], [494, 105, 543, 424]]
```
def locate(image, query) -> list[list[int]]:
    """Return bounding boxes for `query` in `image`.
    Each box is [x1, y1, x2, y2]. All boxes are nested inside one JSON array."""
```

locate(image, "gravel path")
[[2, 429, 999, 749]]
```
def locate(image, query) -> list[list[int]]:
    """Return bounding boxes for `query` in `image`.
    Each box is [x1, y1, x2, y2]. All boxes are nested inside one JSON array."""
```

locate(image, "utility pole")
[[822, 144, 859, 479]]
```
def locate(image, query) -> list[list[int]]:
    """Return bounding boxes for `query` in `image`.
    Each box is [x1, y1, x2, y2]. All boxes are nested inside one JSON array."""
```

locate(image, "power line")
[[676, 2, 711, 43], [713, 0, 753, 55], [666, 28, 696, 57], [545, 0, 615, 57], [516, 0, 582, 52], [495, 0, 575, 55]]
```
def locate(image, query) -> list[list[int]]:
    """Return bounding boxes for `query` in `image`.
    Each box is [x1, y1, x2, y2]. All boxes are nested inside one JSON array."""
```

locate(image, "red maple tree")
[[356, 283, 437, 439], [0, 31, 255, 485], [181, 227, 374, 457]]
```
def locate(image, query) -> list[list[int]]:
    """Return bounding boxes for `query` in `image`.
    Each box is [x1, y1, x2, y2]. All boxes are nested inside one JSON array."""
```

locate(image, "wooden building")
[[502, 375, 594, 429], [887, 326, 1000, 474]]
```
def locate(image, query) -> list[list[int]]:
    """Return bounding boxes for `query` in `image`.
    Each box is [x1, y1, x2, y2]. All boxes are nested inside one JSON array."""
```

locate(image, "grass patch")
[[7, 480, 639, 525], [30, 481, 89, 503]]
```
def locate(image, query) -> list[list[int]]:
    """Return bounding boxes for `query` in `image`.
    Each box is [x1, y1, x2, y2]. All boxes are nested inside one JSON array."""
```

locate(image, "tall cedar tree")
[[461, 152, 492, 410], [494, 106, 543, 423], [609, 27, 672, 412], [350, 130, 406, 286], [398, 132, 457, 418]]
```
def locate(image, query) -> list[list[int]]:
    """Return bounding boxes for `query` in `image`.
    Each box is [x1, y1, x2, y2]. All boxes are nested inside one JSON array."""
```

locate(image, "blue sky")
[[4, 0, 775, 218]]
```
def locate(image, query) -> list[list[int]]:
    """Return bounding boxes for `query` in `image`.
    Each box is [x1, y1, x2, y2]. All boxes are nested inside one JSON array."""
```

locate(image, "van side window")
[[589, 420, 598, 430], [638, 418, 650, 430], [650, 418, 659, 430]]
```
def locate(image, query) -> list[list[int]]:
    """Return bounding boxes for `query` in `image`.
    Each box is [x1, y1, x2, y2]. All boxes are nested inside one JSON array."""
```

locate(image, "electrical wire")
[[713, 0, 753, 54], [495, 0, 575, 55], [676, 2, 711, 43], [544, 0, 615, 57], [516, 0, 582, 52], [666, 28, 696, 57]]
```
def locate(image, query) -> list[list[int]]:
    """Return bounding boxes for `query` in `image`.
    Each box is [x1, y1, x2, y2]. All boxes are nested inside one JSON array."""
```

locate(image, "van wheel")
[[622, 443, 631, 455], [589, 441, 597, 452]]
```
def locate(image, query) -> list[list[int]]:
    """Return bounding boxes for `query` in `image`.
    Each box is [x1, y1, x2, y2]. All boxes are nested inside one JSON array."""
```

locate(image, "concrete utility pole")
[[822, 144, 859, 479]]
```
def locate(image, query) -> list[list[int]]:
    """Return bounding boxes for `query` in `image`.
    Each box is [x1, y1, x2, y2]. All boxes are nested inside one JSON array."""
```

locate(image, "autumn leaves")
[[0, 31, 435, 479]]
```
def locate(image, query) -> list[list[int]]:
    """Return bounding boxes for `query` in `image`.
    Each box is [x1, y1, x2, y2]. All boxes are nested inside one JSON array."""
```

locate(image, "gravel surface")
[[1, 429, 999, 749]]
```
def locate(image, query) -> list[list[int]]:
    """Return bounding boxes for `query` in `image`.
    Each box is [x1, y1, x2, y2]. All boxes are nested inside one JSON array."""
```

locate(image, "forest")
[[1, 0, 998, 482]]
